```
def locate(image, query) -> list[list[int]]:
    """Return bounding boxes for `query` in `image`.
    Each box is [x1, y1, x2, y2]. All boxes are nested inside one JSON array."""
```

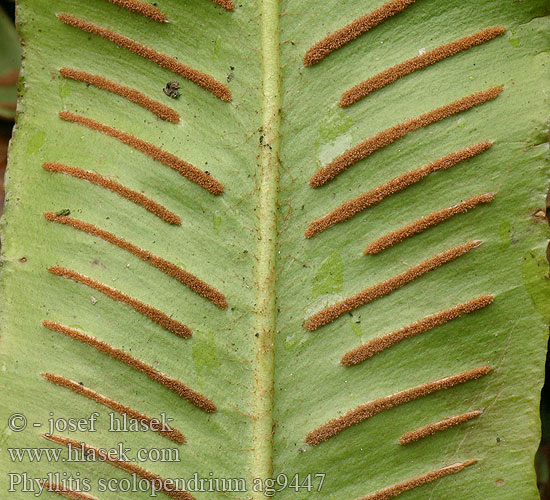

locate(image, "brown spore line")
[[305, 141, 492, 238], [42, 162, 181, 225], [303, 0, 417, 66], [44, 212, 227, 308], [305, 365, 491, 445], [309, 87, 502, 187], [57, 13, 231, 102], [355, 459, 477, 500], [42, 482, 100, 500], [41, 372, 186, 443], [340, 26, 506, 107], [105, 0, 168, 22], [364, 193, 495, 254], [60, 68, 180, 123], [43, 434, 195, 500], [42, 321, 217, 412], [399, 410, 482, 445], [341, 295, 493, 366], [212, 0, 235, 10], [48, 266, 192, 338], [58, 112, 224, 195], [305, 241, 481, 331]]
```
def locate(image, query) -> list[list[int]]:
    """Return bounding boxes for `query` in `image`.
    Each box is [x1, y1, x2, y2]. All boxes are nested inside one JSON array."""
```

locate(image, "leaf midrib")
[[251, 0, 281, 492]]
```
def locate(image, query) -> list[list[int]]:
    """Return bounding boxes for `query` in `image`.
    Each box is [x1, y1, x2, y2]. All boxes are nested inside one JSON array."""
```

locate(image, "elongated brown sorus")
[[305, 241, 480, 331], [364, 193, 495, 254], [310, 87, 502, 187], [399, 410, 482, 445], [305, 366, 491, 445], [212, 0, 235, 10], [341, 295, 493, 366], [303, 0, 416, 66], [42, 482, 99, 500], [355, 460, 477, 500], [105, 0, 168, 22], [58, 112, 224, 195], [41, 372, 186, 443], [60, 68, 179, 123], [43, 435, 195, 500], [44, 212, 227, 308], [305, 142, 492, 237], [48, 266, 192, 338], [340, 27, 506, 106], [42, 321, 216, 412], [57, 13, 231, 101], [42, 162, 181, 225]]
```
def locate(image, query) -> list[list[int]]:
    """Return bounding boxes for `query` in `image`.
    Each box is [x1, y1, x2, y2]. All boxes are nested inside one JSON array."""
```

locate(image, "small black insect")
[[163, 81, 180, 99], [56, 209, 70, 216]]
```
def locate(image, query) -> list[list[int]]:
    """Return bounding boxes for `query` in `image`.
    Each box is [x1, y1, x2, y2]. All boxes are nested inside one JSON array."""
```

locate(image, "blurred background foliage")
[[0, 0, 17, 209]]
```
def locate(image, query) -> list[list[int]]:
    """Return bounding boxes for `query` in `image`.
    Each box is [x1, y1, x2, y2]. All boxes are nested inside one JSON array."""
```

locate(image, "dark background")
[[0, 0, 549, 497]]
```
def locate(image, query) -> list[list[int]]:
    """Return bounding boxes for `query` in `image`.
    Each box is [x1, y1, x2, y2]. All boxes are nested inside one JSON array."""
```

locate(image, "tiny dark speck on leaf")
[[56, 209, 70, 216], [19, 257, 27, 263], [164, 81, 180, 99]]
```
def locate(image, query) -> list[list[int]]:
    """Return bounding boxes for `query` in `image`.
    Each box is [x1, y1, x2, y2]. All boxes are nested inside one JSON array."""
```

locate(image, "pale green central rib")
[[251, 0, 281, 493]]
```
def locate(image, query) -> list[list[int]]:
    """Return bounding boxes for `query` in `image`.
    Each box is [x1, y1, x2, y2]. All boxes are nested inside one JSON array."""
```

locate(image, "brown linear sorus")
[[41, 373, 186, 443], [309, 87, 502, 187], [42, 162, 181, 225], [60, 68, 180, 123], [57, 13, 231, 102], [42, 481, 99, 500], [104, 0, 168, 22], [399, 410, 482, 445], [305, 141, 492, 238], [364, 193, 495, 254], [42, 321, 216, 412], [212, 0, 235, 10], [44, 212, 227, 308], [340, 26, 506, 107], [304, 0, 416, 66], [305, 366, 491, 445], [44, 435, 195, 500], [58, 112, 224, 195], [48, 266, 192, 338], [305, 241, 481, 331], [355, 460, 477, 500], [341, 295, 493, 366]]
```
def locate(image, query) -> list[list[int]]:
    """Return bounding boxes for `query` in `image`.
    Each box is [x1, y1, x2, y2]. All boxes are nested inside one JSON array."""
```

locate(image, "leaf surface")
[[1, 1, 549, 499]]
